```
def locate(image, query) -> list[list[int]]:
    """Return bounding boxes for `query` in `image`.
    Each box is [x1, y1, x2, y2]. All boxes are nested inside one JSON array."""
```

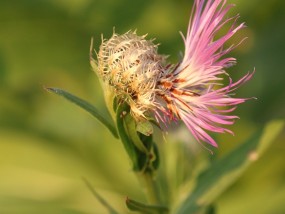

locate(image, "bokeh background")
[[0, 0, 284, 213]]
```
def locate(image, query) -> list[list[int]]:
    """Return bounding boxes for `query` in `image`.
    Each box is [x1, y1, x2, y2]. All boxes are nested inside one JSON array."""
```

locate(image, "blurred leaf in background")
[[0, 0, 284, 213]]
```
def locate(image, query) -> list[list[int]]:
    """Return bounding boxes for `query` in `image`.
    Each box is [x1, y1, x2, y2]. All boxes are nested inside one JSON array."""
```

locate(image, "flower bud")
[[95, 31, 166, 120]]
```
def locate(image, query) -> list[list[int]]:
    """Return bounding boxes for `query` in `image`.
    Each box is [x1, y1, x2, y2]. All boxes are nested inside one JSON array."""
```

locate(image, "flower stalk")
[[114, 100, 162, 207], [140, 171, 161, 205]]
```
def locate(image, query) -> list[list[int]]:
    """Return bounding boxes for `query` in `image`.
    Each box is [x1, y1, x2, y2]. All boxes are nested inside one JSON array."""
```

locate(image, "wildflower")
[[92, 0, 254, 148], [155, 0, 255, 147], [95, 31, 166, 120]]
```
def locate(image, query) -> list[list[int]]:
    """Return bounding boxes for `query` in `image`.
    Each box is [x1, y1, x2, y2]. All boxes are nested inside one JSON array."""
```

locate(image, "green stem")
[[139, 172, 160, 206]]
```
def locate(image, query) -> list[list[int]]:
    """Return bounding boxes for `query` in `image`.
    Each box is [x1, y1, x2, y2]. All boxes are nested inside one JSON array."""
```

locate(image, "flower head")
[[155, 0, 255, 147], [92, 0, 254, 148], [95, 31, 166, 120]]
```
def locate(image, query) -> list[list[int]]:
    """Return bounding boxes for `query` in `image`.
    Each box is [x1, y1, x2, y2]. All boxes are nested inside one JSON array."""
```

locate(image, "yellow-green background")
[[0, 0, 284, 213]]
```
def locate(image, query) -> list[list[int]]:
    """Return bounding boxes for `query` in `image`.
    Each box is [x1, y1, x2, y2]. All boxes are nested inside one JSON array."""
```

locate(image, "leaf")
[[136, 120, 153, 136], [177, 120, 284, 214], [126, 197, 168, 214], [116, 103, 142, 171], [116, 103, 159, 172], [151, 142, 160, 170], [125, 114, 149, 154], [45, 87, 118, 138], [82, 177, 119, 214]]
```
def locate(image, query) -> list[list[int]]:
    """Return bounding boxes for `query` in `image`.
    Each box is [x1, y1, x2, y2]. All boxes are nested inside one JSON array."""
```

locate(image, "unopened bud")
[[95, 31, 166, 120]]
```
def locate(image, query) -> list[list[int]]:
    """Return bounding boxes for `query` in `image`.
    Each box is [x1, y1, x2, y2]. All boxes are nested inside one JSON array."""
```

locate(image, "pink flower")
[[93, 0, 254, 149], [156, 0, 254, 147]]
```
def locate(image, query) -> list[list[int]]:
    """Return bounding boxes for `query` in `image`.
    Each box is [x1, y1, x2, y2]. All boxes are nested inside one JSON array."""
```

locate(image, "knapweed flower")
[[91, 0, 254, 148], [96, 31, 166, 120]]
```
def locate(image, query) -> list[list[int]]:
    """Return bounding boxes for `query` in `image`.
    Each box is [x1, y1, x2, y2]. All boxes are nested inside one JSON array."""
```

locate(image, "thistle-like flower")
[[92, 0, 254, 148], [95, 31, 167, 120]]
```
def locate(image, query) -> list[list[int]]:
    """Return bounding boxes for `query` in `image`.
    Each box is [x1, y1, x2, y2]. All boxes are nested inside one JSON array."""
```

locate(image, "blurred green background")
[[0, 0, 284, 213]]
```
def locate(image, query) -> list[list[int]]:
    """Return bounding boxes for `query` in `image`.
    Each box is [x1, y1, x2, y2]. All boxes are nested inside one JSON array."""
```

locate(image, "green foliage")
[[177, 120, 284, 214], [126, 197, 168, 214], [45, 87, 118, 138], [116, 103, 143, 171], [83, 178, 119, 214], [136, 120, 154, 136], [116, 102, 159, 173]]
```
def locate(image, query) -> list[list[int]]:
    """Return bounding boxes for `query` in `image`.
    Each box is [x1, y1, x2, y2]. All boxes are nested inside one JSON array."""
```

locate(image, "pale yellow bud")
[[94, 31, 166, 120]]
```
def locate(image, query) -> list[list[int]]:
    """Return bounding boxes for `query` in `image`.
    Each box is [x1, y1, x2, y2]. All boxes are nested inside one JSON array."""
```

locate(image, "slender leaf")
[[116, 102, 157, 172], [117, 104, 159, 172], [177, 120, 284, 214], [152, 142, 160, 171], [125, 114, 149, 154], [45, 87, 118, 138], [82, 177, 119, 214], [126, 197, 168, 214], [116, 103, 141, 170]]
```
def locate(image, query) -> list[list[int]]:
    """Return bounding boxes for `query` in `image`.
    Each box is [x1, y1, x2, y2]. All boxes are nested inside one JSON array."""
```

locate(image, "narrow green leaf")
[[125, 114, 149, 154], [152, 142, 160, 170], [177, 120, 284, 214], [82, 177, 119, 214], [117, 104, 159, 172], [126, 197, 168, 214], [116, 102, 159, 172], [45, 87, 118, 138], [116, 103, 141, 170]]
